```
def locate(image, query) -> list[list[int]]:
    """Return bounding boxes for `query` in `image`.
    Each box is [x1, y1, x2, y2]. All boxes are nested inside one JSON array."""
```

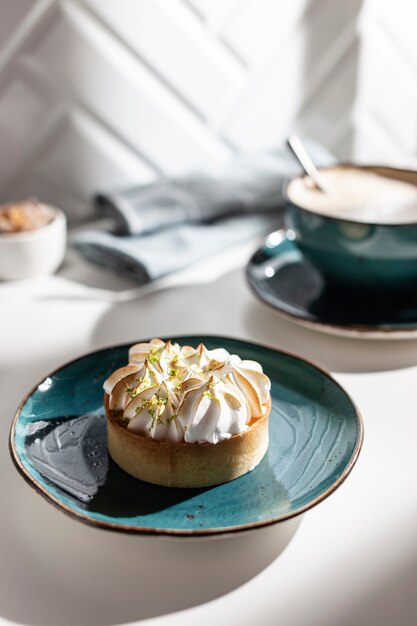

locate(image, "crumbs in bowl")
[[0, 200, 55, 234]]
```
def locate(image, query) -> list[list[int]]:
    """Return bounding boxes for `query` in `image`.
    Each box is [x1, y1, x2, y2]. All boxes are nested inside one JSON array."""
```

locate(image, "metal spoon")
[[287, 135, 327, 192]]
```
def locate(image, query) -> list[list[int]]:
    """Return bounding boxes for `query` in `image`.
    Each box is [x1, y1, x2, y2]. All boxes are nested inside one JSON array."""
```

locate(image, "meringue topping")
[[103, 339, 271, 444]]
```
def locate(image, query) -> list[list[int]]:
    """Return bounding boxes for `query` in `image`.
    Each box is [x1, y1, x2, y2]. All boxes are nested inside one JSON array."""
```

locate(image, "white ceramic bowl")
[[0, 206, 67, 281]]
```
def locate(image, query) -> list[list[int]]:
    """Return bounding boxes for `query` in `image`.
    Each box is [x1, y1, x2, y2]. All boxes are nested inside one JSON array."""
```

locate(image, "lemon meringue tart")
[[104, 338, 271, 488]]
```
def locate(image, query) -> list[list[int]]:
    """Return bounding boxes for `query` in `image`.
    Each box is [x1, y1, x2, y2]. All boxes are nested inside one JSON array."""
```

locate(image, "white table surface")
[[2, 242, 417, 626]]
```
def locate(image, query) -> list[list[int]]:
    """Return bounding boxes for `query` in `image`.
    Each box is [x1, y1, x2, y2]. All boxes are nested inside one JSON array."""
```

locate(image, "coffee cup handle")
[[248, 229, 303, 279]]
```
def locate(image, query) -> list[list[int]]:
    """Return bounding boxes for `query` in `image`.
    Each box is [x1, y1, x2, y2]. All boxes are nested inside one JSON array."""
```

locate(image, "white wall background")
[[0, 0, 416, 221]]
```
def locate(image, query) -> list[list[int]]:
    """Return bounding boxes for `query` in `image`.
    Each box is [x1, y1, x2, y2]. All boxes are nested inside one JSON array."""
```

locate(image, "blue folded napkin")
[[72, 140, 334, 284]]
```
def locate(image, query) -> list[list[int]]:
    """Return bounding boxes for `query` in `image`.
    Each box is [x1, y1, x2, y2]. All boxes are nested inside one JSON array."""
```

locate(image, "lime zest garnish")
[[202, 389, 217, 400], [131, 393, 167, 432], [147, 346, 161, 366]]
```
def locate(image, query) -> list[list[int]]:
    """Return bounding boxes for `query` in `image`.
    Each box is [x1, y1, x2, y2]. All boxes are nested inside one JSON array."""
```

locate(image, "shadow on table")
[[1, 406, 300, 626], [333, 555, 417, 626], [243, 297, 417, 374], [317, 517, 417, 626], [1, 338, 300, 626], [85, 265, 417, 375]]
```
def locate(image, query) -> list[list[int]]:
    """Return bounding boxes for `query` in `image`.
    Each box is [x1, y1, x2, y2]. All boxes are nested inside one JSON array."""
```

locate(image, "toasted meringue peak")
[[177, 376, 251, 444], [227, 363, 270, 418], [103, 339, 271, 443], [128, 338, 165, 365], [126, 382, 183, 442], [103, 364, 143, 395]]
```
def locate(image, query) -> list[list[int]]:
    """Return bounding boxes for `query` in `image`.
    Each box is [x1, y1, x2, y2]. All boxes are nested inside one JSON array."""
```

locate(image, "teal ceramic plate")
[[247, 230, 417, 339], [10, 336, 363, 536]]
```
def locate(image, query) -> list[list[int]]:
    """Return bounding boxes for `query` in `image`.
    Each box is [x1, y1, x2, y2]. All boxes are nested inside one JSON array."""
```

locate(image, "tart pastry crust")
[[105, 393, 270, 488]]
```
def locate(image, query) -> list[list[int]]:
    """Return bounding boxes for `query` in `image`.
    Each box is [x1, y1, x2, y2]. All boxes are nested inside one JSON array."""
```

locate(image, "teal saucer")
[[9, 336, 363, 536], [247, 230, 417, 338]]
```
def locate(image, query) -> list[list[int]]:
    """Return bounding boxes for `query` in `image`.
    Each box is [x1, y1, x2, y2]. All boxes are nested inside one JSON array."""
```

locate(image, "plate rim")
[[246, 234, 417, 339], [9, 335, 364, 537]]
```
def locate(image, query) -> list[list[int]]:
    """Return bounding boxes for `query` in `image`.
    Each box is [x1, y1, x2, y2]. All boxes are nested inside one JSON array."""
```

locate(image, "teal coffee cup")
[[283, 165, 417, 299]]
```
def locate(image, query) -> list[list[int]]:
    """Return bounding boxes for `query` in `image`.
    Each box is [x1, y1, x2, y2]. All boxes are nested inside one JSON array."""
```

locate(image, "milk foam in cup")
[[284, 165, 417, 298]]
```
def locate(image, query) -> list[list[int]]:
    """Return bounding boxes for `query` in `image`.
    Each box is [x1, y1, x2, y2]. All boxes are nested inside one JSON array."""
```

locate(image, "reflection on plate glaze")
[[10, 336, 363, 535], [25, 413, 108, 503]]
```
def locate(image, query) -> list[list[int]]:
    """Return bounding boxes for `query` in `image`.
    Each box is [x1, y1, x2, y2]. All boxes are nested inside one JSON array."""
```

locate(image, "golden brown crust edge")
[[104, 393, 270, 488]]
